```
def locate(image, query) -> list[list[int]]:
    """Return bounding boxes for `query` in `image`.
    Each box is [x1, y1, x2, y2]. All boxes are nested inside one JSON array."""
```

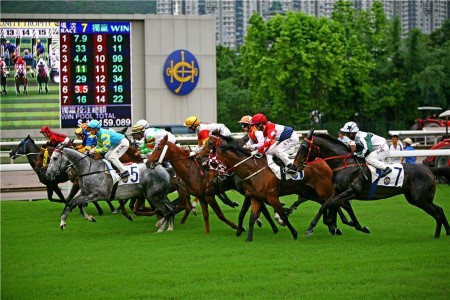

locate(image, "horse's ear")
[[306, 128, 315, 140], [162, 134, 168, 143]]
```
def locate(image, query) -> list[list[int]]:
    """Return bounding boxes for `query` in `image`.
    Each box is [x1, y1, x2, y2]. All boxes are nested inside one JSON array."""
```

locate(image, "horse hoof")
[[126, 216, 133, 221], [361, 226, 370, 234], [231, 201, 239, 208], [256, 219, 263, 227], [245, 238, 253, 242], [335, 229, 343, 235], [60, 223, 67, 230], [273, 227, 279, 234], [305, 229, 313, 236]]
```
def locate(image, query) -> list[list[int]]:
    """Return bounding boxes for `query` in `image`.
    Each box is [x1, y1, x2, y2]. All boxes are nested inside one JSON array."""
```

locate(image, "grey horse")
[[46, 145, 174, 232]]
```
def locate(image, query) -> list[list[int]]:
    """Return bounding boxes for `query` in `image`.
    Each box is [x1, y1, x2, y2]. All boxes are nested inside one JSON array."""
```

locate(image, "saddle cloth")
[[102, 160, 141, 185], [266, 155, 304, 181], [367, 163, 404, 187]]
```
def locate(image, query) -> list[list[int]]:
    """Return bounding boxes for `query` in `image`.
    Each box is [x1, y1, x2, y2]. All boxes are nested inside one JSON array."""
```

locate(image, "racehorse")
[[46, 145, 175, 232], [146, 135, 239, 234], [293, 129, 450, 238], [14, 64, 27, 95], [198, 134, 365, 241], [36, 63, 49, 94]]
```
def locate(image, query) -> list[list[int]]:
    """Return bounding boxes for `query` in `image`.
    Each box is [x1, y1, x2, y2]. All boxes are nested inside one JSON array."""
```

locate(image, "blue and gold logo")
[[163, 49, 200, 96]]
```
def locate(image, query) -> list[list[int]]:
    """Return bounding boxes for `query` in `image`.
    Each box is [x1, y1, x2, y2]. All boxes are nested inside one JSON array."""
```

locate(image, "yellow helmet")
[[183, 116, 200, 127], [238, 115, 252, 124], [75, 128, 83, 135]]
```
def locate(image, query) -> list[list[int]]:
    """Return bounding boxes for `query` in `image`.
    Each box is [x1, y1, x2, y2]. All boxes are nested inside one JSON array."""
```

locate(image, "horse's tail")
[[429, 166, 450, 184]]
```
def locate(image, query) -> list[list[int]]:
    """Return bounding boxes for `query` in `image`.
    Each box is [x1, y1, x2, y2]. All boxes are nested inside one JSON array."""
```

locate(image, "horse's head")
[[293, 129, 318, 170], [46, 144, 70, 181], [9, 135, 32, 159], [146, 135, 170, 169]]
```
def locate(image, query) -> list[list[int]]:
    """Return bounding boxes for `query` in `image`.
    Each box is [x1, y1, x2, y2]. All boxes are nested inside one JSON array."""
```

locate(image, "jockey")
[[87, 119, 130, 181], [249, 113, 299, 174], [131, 120, 177, 157], [36, 58, 49, 75], [13, 55, 27, 77], [74, 123, 97, 153], [0, 56, 6, 77], [40, 126, 71, 147], [340, 121, 392, 178], [183, 115, 232, 154], [238, 115, 264, 151]]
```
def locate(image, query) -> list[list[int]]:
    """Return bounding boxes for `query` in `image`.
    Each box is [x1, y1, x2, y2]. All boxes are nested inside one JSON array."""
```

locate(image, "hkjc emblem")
[[163, 49, 200, 96]]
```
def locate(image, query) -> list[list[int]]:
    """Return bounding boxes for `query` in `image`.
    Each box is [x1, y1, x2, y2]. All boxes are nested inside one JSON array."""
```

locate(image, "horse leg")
[[118, 200, 133, 221], [205, 194, 238, 230], [286, 196, 308, 215], [260, 202, 278, 234], [216, 192, 239, 208], [237, 195, 251, 236], [105, 200, 116, 213], [48, 185, 66, 203], [45, 82, 48, 94], [198, 199, 210, 234], [270, 196, 297, 240], [246, 200, 261, 242], [92, 201, 104, 215], [60, 194, 92, 230], [339, 201, 370, 234]]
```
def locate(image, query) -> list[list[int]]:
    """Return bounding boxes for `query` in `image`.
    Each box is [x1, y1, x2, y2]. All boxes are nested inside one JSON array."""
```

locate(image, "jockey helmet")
[[87, 119, 101, 129], [238, 115, 252, 124], [249, 113, 268, 125], [340, 121, 359, 133], [134, 119, 149, 129], [183, 116, 200, 128], [40, 126, 51, 134], [132, 124, 146, 134], [75, 128, 83, 135]]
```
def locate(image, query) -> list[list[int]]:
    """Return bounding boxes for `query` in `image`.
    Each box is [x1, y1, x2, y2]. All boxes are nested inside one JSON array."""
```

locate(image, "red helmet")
[[40, 126, 51, 133], [249, 113, 268, 125]]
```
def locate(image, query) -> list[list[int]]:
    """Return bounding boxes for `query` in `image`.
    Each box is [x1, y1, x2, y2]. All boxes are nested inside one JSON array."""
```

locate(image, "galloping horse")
[[294, 129, 450, 238], [14, 64, 27, 95], [36, 62, 49, 94], [146, 135, 239, 234], [198, 135, 362, 241], [46, 145, 175, 232]]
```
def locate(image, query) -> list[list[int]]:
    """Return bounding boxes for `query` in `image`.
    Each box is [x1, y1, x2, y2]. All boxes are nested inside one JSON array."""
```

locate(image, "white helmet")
[[340, 121, 359, 133], [135, 119, 149, 129]]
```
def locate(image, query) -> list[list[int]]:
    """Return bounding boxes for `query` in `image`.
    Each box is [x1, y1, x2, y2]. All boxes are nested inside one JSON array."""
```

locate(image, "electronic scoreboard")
[[59, 21, 132, 128], [0, 21, 132, 128]]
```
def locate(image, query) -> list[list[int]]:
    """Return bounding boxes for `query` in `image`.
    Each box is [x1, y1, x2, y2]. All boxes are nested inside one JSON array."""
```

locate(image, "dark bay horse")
[[197, 134, 351, 241], [14, 64, 27, 95], [46, 145, 175, 231], [146, 135, 239, 234], [36, 63, 49, 94], [294, 129, 450, 238]]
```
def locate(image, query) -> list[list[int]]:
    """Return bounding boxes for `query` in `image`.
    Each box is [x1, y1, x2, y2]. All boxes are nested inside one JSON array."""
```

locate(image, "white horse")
[[46, 145, 175, 232]]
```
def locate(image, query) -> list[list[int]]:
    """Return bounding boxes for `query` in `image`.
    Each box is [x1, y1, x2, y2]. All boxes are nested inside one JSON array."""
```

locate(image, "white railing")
[[389, 127, 449, 146]]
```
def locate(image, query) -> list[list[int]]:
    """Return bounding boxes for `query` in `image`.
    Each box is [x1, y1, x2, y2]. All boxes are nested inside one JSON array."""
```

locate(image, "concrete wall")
[[0, 14, 216, 138]]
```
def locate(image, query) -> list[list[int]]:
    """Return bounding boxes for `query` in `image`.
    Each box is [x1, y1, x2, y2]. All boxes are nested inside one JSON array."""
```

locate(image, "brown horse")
[[146, 135, 238, 234], [14, 64, 27, 95], [197, 134, 348, 241]]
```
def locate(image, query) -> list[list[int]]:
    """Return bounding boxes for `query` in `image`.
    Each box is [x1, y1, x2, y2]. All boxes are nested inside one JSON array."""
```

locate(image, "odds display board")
[[0, 21, 132, 129], [59, 21, 132, 128]]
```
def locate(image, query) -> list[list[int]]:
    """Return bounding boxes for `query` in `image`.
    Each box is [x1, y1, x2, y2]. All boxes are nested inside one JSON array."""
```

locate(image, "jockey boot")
[[379, 167, 392, 178], [284, 163, 298, 174], [120, 170, 130, 182]]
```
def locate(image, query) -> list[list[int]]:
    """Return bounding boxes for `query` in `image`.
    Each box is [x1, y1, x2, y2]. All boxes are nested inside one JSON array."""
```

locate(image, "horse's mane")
[[217, 134, 249, 157], [314, 132, 351, 153]]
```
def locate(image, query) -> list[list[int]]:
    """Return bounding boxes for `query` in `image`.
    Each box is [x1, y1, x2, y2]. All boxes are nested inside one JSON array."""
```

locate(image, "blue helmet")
[[87, 119, 101, 129]]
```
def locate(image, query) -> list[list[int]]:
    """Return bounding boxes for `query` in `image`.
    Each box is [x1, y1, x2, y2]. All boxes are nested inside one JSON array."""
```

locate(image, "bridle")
[[149, 143, 205, 175], [10, 137, 39, 159], [208, 137, 271, 181], [51, 147, 99, 178]]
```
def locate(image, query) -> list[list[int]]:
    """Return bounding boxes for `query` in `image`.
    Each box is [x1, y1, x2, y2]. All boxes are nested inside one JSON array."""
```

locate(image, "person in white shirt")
[[340, 121, 392, 178], [387, 134, 403, 163]]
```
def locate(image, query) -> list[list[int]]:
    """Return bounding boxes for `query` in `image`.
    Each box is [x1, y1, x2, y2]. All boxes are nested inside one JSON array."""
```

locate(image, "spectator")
[[35, 39, 45, 57], [387, 134, 403, 163], [402, 138, 416, 164]]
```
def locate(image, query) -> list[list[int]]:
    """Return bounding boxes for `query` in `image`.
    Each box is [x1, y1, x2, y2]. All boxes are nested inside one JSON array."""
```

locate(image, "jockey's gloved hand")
[[251, 150, 262, 157], [189, 151, 196, 157], [88, 149, 96, 156]]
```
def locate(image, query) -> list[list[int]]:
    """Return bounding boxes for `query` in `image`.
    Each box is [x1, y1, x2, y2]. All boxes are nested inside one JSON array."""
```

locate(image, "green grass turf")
[[1, 187, 449, 299]]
